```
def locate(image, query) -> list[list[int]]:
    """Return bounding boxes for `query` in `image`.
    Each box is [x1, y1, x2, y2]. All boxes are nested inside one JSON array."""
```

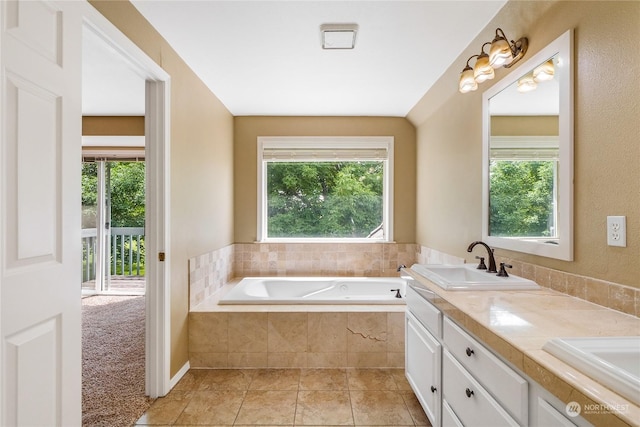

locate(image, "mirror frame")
[[482, 29, 574, 260]]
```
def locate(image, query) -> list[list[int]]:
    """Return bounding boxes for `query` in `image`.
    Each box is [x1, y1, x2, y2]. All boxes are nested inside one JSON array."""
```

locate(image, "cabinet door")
[[406, 311, 442, 426]]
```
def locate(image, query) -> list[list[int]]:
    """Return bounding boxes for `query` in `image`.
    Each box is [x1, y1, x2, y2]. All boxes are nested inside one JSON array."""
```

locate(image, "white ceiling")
[[83, 1, 509, 117]]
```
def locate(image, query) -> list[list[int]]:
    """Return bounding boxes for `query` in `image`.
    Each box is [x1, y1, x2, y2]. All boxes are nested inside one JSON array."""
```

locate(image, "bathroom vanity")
[[404, 269, 640, 427]]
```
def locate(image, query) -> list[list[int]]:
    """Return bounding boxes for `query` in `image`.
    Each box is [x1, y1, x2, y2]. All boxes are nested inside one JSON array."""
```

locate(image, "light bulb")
[[473, 54, 495, 83], [489, 37, 512, 68], [459, 67, 478, 93]]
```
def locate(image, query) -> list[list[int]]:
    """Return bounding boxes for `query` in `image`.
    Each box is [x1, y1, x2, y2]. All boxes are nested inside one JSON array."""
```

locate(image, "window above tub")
[[257, 136, 394, 242]]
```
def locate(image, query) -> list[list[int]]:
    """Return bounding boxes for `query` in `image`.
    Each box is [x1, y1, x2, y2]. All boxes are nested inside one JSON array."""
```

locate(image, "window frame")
[[257, 136, 394, 243]]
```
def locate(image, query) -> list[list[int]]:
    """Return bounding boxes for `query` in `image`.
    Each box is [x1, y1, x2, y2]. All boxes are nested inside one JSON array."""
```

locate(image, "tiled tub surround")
[[188, 245, 234, 308], [189, 243, 637, 316], [190, 289, 406, 369], [189, 242, 418, 309], [233, 242, 418, 278], [405, 268, 640, 427]]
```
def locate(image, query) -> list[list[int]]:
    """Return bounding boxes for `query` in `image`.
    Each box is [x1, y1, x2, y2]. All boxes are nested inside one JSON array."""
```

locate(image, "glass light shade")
[[459, 67, 478, 93], [473, 54, 495, 83], [517, 74, 537, 92], [533, 59, 555, 82], [489, 37, 512, 68]]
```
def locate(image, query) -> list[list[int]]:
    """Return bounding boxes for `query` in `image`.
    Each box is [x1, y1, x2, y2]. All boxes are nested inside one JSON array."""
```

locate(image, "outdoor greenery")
[[81, 161, 146, 278], [489, 160, 555, 237], [266, 161, 384, 238]]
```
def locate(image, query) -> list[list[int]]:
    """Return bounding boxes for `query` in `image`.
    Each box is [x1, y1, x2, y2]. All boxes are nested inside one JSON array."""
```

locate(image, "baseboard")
[[169, 361, 191, 390]]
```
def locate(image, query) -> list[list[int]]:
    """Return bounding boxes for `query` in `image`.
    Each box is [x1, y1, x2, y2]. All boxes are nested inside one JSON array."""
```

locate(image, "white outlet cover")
[[607, 216, 627, 247]]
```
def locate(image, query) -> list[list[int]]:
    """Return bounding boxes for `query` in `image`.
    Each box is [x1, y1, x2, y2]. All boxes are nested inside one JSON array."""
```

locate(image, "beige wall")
[[82, 116, 145, 136], [409, 1, 640, 288], [233, 116, 416, 243], [90, 1, 235, 376], [491, 116, 558, 136]]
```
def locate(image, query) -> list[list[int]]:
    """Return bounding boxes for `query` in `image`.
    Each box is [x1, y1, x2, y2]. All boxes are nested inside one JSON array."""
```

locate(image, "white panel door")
[[1, 0, 82, 425]]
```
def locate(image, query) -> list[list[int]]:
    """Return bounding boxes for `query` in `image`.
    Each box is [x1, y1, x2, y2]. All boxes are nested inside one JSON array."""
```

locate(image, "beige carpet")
[[82, 295, 154, 427]]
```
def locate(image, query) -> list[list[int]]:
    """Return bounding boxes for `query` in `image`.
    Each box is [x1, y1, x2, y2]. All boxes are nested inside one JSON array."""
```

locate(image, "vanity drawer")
[[406, 284, 442, 338], [443, 350, 520, 427], [443, 317, 528, 425]]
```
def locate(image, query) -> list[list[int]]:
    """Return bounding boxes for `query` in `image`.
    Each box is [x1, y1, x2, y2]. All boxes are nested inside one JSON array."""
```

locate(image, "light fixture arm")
[[465, 54, 479, 68], [479, 41, 492, 56]]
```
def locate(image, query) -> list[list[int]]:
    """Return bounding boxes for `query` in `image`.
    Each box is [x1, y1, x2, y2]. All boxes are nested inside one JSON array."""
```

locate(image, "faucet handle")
[[497, 263, 512, 277], [475, 256, 487, 270]]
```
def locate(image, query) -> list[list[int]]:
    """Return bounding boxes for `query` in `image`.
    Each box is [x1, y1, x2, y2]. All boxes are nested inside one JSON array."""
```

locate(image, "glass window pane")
[[489, 159, 556, 238], [266, 161, 384, 239]]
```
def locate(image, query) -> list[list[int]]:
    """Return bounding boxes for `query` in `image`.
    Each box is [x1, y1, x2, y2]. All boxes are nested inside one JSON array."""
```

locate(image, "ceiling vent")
[[320, 23, 358, 50]]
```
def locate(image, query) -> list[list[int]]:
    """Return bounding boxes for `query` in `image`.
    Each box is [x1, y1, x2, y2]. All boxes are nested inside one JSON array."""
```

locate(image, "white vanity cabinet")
[[404, 281, 590, 427], [405, 285, 442, 427]]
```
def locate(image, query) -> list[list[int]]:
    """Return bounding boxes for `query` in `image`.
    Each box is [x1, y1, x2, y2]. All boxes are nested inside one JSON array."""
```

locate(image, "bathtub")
[[218, 276, 407, 305]]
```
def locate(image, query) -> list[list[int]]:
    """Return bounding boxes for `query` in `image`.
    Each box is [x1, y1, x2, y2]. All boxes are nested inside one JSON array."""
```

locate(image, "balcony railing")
[[82, 227, 145, 282]]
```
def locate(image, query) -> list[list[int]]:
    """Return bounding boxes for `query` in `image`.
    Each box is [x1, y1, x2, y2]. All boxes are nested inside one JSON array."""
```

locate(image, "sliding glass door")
[[81, 160, 145, 293]]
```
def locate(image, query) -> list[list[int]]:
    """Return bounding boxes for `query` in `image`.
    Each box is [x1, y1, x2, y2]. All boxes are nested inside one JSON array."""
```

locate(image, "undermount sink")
[[410, 264, 540, 291], [543, 336, 640, 405]]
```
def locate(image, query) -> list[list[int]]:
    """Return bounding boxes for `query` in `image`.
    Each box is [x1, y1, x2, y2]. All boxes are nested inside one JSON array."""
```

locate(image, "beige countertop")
[[404, 268, 640, 427]]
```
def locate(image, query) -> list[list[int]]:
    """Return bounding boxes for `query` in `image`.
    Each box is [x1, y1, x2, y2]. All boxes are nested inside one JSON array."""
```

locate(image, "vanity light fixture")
[[459, 28, 528, 93]]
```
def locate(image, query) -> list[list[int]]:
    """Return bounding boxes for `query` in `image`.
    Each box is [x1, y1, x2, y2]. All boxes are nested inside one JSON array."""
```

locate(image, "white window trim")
[[257, 136, 394, 243]]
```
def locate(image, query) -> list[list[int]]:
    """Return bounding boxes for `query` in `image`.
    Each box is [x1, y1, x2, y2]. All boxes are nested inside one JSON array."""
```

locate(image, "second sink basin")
[[543, 336, 640, 405], [410, 264, 540, 291]]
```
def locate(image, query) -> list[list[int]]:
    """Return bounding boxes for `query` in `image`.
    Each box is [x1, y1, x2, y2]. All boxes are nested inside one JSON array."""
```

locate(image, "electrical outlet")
[[607, 216, 626, 247]]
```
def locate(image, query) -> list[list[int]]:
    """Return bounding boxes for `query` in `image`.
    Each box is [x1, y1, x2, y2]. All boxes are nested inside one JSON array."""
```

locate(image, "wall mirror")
[[482, 29, 573, 260]]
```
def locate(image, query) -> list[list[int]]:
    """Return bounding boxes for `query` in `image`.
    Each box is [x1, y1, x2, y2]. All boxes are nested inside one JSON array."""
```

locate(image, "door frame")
[[82, 4, 172, 398]]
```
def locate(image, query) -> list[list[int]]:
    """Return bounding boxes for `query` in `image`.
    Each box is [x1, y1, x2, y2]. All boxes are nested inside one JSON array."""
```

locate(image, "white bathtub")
[[219, 277, 407, 305]]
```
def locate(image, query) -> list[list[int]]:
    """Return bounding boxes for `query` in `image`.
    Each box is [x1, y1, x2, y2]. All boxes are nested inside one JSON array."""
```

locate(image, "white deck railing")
[[82, 227, 145, 282]]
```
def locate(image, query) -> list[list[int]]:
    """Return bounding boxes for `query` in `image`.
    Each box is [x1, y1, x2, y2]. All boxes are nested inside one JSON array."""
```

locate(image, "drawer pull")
[[465, 388, 475, 398], [465, 347, 475, 357], [430, 386, 437, 393]]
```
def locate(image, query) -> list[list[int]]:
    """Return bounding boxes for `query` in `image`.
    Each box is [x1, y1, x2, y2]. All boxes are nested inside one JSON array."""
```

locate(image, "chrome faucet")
[[467, 241, 497, 273]]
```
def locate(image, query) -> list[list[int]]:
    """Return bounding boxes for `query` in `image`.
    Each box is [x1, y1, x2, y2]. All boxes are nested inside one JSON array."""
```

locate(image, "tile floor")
[[135, 368, 430, 426]]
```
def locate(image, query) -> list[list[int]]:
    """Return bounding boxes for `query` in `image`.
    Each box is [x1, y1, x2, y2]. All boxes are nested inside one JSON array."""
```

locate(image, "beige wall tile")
[[585, 278, 610, 307], [387, 312, 405, 352], [307, 352, 348, 368], [387, 352, 405, 368], [188, 352, 228, 368], [267, 352, 308, 368], [347, 352, 388, 368], [228, 312, 268, 352], [188, 313, 228, 353], [347, 312, 387, 353], [227, 352, 268, 368], [308, 312, 347, 353], [608, 284, 636, 316], [268, 312, 307, 352]]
